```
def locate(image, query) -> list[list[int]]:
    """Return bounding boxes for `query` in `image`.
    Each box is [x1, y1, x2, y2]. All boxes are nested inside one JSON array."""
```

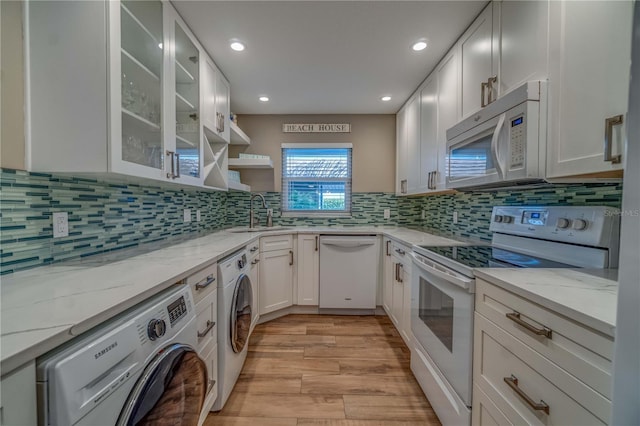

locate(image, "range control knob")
[[494, 215, 504, 223], [147, 319, 166, 341], [502, 215, 514, 224], [556, 218, 572, 229], [573, 219, 588, 231]]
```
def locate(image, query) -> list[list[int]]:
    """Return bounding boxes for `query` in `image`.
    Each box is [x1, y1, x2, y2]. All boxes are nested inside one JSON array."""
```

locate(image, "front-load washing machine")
[[37, 285, 208, 426], [212, 248, 253, 411]]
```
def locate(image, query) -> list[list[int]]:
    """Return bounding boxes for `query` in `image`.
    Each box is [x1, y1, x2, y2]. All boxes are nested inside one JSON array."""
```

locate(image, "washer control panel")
[[167, 295, 187, 327], [490, 205, 620, 247]]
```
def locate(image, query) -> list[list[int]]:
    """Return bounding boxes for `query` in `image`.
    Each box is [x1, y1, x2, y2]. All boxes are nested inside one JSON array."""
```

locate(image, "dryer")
[[37, 285, 207, 426], [212, 248, 253, 411]]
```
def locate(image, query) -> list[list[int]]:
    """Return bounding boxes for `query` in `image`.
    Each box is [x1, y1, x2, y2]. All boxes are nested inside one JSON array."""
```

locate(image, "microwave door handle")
[[490, 113, 506, 179]]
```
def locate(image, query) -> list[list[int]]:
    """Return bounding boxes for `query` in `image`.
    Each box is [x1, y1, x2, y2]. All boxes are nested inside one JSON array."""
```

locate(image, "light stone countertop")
[[0, 226, 461, 373], [474, 268, 619, 337]]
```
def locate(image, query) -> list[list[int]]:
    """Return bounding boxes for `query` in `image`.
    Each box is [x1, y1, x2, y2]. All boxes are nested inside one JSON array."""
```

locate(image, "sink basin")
[[228, 226, 293, 233]]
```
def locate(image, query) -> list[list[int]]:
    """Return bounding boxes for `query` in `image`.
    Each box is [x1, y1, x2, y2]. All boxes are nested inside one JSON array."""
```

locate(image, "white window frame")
[[281, 143, 353, 218]]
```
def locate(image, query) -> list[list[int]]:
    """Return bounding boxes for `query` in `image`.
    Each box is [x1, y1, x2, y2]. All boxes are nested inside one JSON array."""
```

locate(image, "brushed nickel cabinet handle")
[[195, 275, 215, 290], [289, 250, 293, 266], [315, 236, 319, 251], [251, 259, 260, 265], [506, 312, 552, 339], [394, 263, 399, 282], [174, 153, 180, 179], [398, 264, 403, 283], [481, 81, 488, 107], [504, 375, 550, 415], [166, 150, 175, 178], [197, 320, 216, 339], [487, 76, 498, 104], [604, 114, 623, 164], [250, 246, 259, 252], [386, 240, 391, 256], [395, 248, 406, 256]]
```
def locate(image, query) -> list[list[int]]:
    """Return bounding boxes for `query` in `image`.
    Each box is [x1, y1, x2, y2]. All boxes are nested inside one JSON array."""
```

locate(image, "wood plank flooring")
[[205, 314, 441, 426]]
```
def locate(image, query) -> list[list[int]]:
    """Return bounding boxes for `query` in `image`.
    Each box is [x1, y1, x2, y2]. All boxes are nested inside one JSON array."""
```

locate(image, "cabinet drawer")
[[195, 290, 217, 353], [188, 263, 217, 305], [474, 313, 610, 424], [472, 384, 512, 426], [260, 234, 293, 252], [201, 342, 218, 414], [475, 279, 613, 399]]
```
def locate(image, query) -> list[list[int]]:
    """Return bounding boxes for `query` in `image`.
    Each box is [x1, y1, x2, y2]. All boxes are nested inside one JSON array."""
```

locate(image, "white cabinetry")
[[434, 50, 459, 190], [459, 3, 496, 118], [297, 234, 320, 306], [26, 0, 231, 189], [389, 242, 413, 345], [396, 103, 409, 195], [419, 75, 438, 193], [187, 263, 219, 420], [473, 278, 613, 425], [259, 235, 294, 315], [546, 0, 632, 178], [405, 95, 421, 195], [247, 241, 260, 330], [382, 238, 394, 314], [0, 362, 37, 426]]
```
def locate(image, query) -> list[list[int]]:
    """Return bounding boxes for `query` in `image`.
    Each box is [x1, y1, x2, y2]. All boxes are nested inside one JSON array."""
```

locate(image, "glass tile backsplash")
[[0, 168, 623, 274]]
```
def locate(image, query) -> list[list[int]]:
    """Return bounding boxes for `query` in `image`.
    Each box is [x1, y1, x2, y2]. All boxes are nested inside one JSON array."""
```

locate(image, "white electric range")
[[409, 205, 620, 425]]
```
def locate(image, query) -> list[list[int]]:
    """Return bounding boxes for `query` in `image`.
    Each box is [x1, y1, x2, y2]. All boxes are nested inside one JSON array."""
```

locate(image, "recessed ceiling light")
[[412, 40, 428, 51], [259, 96, 269, 102], [158, 43, 163, 49], [381, 96, 392, 102], [230, 40, 245, 52]]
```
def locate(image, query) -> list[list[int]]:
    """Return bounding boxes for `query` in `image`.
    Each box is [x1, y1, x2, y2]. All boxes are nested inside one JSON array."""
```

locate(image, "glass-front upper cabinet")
[[116, 0, 166, 178], [173, 22, 201, 182]]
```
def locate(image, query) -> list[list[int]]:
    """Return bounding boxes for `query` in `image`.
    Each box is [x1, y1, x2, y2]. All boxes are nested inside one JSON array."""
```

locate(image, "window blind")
[[281, 145, 352, 214]]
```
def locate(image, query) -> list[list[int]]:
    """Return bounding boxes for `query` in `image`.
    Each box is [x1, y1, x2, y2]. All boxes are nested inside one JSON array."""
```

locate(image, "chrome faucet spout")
[[249, 193, 269, 228]]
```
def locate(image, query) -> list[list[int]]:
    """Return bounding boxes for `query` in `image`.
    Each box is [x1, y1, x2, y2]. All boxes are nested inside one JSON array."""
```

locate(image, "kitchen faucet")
[[249, 193, 272, 228]]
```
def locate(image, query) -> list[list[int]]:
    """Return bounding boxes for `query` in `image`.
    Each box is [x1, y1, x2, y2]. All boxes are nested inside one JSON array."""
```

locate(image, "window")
[[281, 143, 352, 216]]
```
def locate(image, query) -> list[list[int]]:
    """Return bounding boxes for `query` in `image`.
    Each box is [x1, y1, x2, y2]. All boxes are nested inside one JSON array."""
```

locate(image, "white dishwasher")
[[319, 235, 380, 309]]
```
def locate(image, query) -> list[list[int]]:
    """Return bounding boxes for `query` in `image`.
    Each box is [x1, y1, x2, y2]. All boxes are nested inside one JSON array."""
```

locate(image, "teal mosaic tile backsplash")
[[0, 167, 624, 274], [0, 169, 227, 274]]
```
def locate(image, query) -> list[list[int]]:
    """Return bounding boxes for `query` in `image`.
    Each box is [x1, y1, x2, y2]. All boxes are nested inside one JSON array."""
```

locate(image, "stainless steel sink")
[[228, 226, 293, 233]]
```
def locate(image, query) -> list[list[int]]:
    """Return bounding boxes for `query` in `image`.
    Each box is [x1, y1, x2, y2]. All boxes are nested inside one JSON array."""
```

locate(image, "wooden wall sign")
[[282, 123, 351, 133]]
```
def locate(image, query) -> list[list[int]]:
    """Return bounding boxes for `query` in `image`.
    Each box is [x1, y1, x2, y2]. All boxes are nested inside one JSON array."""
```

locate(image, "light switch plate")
[[196, 210, 201, 222], [53, 212, 69, 238], [421, 210, 427, 219], [184, 209, 192, 222], [453, 211, 458, 224], [383, 209, 390, 219], [267, 208, 273, 216]]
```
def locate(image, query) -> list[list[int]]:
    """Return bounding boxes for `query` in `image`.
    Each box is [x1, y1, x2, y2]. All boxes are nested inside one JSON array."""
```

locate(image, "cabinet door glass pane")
[[175, 24, 200, 178], [120, 1, 163, 169]]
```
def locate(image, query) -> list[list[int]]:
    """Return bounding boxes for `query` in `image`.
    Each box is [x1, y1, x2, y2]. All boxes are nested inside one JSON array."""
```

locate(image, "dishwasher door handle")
[[320, 239, 377, 248]]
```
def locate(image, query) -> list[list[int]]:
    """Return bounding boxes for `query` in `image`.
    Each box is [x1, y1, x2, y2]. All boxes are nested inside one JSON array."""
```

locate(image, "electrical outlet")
[[267, 208, 273, 216], [53, 212, 69, 238], [453, 211, 458, 224], [196, 210, 201, 222], [383, 209, 390, 219], [184, 209, 192, 222], [421, 209, 427, 220]]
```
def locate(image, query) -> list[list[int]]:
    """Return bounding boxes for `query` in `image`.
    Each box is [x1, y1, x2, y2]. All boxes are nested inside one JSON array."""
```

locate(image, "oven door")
[[411, 252, 474, 405]]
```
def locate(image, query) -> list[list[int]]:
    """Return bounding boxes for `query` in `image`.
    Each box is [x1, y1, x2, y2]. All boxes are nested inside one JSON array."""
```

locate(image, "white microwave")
[[446, 81, 547, 189]]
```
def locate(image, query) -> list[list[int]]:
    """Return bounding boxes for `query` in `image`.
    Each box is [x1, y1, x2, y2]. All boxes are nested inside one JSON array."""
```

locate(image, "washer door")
[[117, 343, 207, 426], [231, 274, 253, 353]]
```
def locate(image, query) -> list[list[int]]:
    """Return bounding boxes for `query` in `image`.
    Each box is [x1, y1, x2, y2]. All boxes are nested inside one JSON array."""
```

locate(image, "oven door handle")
[[410, 252, 474, 291]]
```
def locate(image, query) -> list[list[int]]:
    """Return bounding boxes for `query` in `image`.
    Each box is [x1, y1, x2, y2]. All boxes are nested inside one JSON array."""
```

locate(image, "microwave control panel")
[[509, 116, 525, 169]]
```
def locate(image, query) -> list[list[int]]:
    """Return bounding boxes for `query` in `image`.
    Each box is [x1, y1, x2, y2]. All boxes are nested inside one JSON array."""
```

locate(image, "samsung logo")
[[94, 341, 118, 360]]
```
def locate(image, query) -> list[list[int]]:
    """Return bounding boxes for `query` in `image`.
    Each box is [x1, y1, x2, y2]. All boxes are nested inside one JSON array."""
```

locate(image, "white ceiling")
[[172, 1, 487, 114]]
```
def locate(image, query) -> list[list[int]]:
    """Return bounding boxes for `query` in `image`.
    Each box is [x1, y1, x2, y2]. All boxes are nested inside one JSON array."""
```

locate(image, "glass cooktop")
[[418, 245, 576, 269]]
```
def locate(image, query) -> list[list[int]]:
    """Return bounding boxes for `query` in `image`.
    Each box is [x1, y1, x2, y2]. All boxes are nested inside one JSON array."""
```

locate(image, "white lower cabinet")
[[0, 361, 37, 426], [188, 263, 218, 419], [297, 234, 319, 306], [382, 238, 394, 314], [473, 278, 613, 425], [248, 241, 260, 330], [259, 235, 294, 315], [390, 242, 413, 345]]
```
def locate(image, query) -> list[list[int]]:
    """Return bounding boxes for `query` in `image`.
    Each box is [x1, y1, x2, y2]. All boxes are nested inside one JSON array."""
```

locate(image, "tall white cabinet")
[[297, 234, 320, 306]]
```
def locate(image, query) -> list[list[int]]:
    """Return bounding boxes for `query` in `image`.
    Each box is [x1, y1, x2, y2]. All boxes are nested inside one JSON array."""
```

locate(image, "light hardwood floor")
[[205, 314, 442, 426]]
